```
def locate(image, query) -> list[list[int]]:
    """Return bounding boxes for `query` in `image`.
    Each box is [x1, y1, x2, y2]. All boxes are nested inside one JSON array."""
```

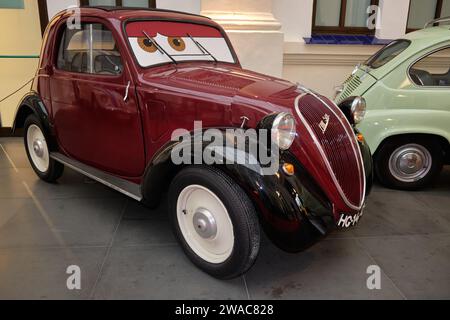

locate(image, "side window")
[[57, 23, 123, 75], [409, 47, 450, 87]]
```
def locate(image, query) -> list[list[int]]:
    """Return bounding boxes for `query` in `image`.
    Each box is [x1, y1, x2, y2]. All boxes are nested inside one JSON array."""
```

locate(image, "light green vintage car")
[[335, 22, 450, 190]]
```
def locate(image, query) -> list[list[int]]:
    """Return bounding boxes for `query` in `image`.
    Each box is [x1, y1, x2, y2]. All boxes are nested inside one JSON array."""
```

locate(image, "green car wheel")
[[375, 136, 444, 190]]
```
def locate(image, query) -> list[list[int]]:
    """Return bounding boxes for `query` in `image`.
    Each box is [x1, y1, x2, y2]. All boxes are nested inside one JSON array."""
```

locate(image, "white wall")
[[274, 0, 313, 42], [47, 0, 80, 20], [375, 0, 409, 39], [156, 0, 200, 14]]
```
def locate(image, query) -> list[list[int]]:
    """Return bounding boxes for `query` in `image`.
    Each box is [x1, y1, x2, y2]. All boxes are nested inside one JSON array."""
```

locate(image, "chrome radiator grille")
[[295, 93, 365, 209]]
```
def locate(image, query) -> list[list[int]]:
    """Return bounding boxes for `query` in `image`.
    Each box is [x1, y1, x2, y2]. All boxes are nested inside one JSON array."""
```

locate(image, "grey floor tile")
[[114, 198, 176, 246], [357, 234, 450, 299], [93, 245, 248, 300], [0, 198, 30, 228], [414, 192, 450, 213], [123, 197, 169, 220], [367, 189, 430, 212], [353, 205, 450, 237], [0, 138, 448, 300], [0, 167, 123, 200], [114, 217, 176, 246], [0, 168, 31, 199], [0, 198, 126, 248], [0, 139, 30, 169], [245, 238, 404, 300], [0, 247, 107, 300], [0, 146, 14, 169]]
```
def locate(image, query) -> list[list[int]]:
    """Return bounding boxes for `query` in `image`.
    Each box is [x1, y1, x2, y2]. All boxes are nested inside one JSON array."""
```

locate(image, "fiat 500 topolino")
[[14, 7, 372, 279]]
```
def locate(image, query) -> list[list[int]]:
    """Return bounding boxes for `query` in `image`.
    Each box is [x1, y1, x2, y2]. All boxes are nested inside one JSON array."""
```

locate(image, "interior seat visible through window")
[[409, 47, 450, 87], [57, 23, 123, 75]]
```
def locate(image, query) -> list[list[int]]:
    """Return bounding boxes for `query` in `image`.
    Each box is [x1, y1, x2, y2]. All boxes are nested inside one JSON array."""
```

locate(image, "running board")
[[50, 152, 143, 201]]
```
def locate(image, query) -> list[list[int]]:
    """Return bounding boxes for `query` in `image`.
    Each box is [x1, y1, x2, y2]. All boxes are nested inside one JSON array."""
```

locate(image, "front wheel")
[[375, 137, 443, 190], [24, 114, 64, 182], [168, 166, 260, 279]]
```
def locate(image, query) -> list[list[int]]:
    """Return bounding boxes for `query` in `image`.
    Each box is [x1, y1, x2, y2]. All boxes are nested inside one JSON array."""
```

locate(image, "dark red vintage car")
[[14, 6, 373, 279]]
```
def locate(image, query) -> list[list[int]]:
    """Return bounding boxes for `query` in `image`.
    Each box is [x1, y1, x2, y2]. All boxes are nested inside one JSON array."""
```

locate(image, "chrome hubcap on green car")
[[389, 144, 432, 183]]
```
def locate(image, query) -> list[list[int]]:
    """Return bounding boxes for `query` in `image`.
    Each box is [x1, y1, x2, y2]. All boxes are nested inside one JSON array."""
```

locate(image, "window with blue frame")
[[313, 0, 379, 35]]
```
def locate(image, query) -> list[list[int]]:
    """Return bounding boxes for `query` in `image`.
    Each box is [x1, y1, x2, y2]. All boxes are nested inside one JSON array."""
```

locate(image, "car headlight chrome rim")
[[272, 112, 296, 150], [351, 96, 366, 124]]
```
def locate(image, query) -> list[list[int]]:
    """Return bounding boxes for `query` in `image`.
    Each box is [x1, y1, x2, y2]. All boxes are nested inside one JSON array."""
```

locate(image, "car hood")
[[140, 63, 366, 216]]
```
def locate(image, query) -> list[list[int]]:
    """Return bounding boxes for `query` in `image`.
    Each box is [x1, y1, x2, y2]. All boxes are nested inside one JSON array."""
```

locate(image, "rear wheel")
[[168, 166, 260, 279], [24, 114, 64, 182], [375, 136, 443, 190]]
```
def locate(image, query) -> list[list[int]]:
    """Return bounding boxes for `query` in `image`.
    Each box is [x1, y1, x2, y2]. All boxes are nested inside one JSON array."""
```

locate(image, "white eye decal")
[[167, 37, 186, 52], [137, 37, 158, 53]]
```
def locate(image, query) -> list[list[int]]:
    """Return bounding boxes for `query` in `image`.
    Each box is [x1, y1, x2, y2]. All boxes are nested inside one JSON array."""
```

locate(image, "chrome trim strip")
[[50, 152, 143, 202], [425, 16, 450, 28], [294, 89, 366, 211]]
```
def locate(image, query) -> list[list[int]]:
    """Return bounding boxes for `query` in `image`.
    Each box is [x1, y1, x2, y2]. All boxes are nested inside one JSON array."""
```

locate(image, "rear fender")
[[359, 109, 450, 154], [13, 92, 56, 150]]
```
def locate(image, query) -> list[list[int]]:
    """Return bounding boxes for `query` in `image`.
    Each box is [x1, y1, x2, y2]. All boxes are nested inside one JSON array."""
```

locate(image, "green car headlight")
[[351, 96, 367, 124]]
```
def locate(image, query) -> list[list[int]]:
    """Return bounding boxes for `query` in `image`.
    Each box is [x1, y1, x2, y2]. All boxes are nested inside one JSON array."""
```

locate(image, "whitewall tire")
[[169, 166, 260, 279], [24, 114, 64, 182]]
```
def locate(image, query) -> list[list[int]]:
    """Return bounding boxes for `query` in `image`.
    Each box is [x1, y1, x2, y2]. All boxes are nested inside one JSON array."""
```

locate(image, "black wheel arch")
[[141, 129, 335, 252], [13, 92, 57, 150]]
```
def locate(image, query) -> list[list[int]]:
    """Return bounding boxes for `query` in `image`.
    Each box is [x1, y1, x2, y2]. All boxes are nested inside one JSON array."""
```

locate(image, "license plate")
[[337, 210, 364, 228]]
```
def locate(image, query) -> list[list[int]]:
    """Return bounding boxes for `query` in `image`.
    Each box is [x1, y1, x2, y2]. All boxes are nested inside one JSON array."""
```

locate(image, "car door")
[[50, 19, 145, 177]]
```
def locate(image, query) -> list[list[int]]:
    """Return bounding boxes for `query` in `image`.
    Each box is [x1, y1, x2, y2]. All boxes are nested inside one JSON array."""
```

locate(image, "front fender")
[[358, 109, 450, 154], [143, 129, 339, 252], [357, 129, 374, 196], [221, 152, 335, 252]]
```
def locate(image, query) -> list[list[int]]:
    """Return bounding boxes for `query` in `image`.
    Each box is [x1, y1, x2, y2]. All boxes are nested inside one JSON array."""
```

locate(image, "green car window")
[[409, 47, 450, 86], [366, 40, 411, 69]]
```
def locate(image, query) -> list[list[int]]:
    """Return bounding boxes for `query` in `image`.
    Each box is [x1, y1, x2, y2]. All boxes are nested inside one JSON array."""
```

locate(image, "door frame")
[[37, 0, 49, 36]]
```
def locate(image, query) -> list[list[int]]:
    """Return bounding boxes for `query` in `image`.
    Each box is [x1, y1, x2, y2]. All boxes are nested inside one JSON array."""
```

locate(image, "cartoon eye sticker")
[[168, 37, 186, 52], [138, 37, 158, 53]]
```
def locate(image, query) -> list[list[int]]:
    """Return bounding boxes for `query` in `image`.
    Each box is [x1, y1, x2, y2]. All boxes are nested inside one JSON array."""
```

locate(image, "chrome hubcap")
[[27, 124, 49, 173], [193, 208, 217, 239], [176, 185, 234, 264], [389, 144, 432, 183], [33, 140, 44, 158]]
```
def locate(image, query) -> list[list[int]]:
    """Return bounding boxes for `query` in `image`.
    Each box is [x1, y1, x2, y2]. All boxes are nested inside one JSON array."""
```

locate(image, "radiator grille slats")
[[336, 74, 362, 104], [297, 94, 363, 207]]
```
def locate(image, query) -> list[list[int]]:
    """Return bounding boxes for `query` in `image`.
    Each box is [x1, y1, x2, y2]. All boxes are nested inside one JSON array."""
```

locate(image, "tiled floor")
[[0, 137, 449, 300]]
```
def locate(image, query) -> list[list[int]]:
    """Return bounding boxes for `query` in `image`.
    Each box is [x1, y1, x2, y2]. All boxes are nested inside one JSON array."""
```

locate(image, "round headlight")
[[351, 96, 367, 124], [272, 113, 296, 150]]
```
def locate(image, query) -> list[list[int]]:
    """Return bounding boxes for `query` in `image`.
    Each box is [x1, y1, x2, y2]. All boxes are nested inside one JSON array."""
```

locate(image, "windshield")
[[125, 21, 236, 67], [365, 40, 411, 69]]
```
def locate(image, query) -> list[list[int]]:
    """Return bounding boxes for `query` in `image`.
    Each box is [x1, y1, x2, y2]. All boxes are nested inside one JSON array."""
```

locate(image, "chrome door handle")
[[123, 81, 131, 102]]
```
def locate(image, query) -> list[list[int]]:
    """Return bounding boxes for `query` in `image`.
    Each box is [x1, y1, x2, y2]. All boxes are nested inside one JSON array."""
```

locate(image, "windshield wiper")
[[142, 30, 177, 65], [187, 33, 218, 64]]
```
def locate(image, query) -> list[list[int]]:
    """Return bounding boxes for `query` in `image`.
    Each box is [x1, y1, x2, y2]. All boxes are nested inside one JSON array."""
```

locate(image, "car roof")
[[53, 6, 214, 26], [368, 26, 450, 79], [403, 26, 450, 47], [84, 6, 210, 19]]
